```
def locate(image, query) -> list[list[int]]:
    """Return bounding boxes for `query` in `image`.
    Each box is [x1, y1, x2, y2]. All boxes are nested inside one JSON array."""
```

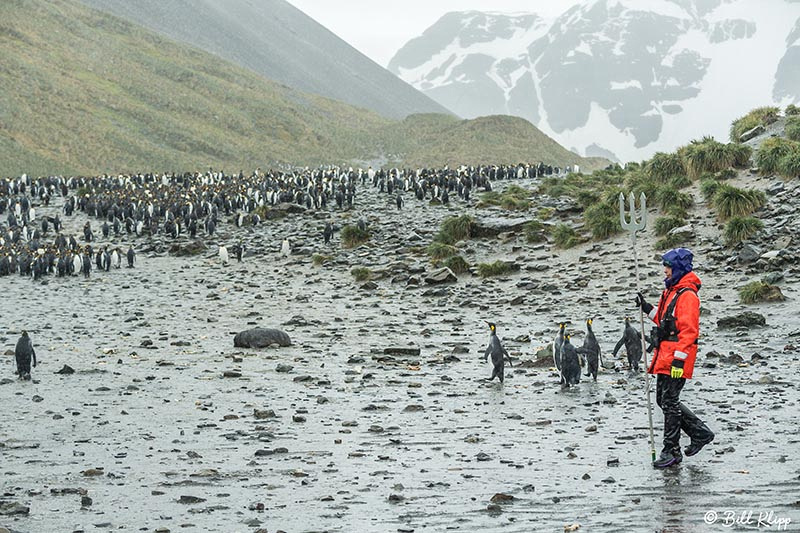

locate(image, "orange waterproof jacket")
[[646, 271, 701, 379]]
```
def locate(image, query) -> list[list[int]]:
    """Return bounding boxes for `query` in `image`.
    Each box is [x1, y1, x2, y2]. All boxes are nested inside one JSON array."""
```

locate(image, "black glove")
[[635, 292, 653, 314]]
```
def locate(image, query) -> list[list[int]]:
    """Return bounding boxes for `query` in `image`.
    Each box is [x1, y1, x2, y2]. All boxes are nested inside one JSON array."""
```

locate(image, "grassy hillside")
[[76, 0, 453, 120], [379, 114, 595, 168], [0, 0, 603, 176]]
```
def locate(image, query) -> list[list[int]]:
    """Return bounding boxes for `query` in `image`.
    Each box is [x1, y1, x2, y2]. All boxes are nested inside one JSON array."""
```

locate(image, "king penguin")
[[484, 322, 513, 384], [281, 238, 291, 257], [219, 245, 229, 266], [579, 318, 601, 381], [560, 335, 581, 387], [612, 317, 643, 372], [15, 330, 37, 380]]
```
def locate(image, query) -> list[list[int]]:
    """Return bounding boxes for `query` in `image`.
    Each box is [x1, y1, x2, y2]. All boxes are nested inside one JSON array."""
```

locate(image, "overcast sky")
[[286, 1, 577, 67]]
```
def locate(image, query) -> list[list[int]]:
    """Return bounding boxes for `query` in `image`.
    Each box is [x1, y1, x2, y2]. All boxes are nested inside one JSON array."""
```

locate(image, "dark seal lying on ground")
[[233, 328, 292, 348]]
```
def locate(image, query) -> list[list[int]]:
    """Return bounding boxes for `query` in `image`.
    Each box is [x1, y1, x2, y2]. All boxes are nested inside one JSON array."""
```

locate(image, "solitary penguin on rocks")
[[560, 335, 581, 387], [281, 238, 291, 258], [578, 318, 601, 381], [552, 322, 566, 372], [235, 243, 245, 263], [323, 222, 333, 245], [15, 330, 37, 380], [126, 246, 135, 268], [219, 245, 229, 266], [483, 322, 513, 384], [612, 317, 643, 372], [396, 194, 404, 210]]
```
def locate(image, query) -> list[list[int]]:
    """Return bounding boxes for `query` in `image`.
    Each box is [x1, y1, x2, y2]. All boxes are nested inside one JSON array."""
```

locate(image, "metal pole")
[[620, 192, 657, 462]]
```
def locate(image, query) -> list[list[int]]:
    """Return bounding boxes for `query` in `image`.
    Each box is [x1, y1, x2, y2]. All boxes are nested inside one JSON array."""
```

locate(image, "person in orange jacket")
[[635, 248, 714, 468]]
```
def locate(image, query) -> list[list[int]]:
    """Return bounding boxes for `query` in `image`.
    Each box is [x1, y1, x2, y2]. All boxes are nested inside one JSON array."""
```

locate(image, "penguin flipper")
[[612, 337, 624, 357]]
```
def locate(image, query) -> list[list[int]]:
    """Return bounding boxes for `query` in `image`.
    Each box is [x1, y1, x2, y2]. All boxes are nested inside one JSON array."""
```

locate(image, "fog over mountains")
[[389, 0, 800, 162]]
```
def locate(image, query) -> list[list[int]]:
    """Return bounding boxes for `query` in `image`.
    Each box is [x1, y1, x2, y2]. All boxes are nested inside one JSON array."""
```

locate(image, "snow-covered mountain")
[[389, 0, 800, 162]]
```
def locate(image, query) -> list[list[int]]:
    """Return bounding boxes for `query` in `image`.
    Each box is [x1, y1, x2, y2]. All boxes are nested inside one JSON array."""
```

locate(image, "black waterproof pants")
[[655, 375, 713, 453]]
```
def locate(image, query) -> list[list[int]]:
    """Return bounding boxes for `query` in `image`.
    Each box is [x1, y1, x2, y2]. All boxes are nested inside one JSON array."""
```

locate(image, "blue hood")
[[662, 248, 693, 288]]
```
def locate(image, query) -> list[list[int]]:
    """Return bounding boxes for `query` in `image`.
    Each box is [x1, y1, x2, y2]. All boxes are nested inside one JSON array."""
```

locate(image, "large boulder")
[[233, 328, 292, 348], [737, 244, 761, 264], [425, 267, 457, 284], [739, 125, 765, 143], [169, 240, 207, 257], [470, 217, 529, 238], [717, 312, 766, 329], [261, 203, 307, 220]]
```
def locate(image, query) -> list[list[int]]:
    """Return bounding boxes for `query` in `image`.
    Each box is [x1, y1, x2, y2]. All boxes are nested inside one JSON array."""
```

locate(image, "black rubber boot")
[[685, 432, 715, 457], [653, 448, 683, 468]]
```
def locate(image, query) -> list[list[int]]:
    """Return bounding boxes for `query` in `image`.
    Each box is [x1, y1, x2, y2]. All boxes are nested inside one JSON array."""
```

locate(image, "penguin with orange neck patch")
[[483, 322, 513, 383]]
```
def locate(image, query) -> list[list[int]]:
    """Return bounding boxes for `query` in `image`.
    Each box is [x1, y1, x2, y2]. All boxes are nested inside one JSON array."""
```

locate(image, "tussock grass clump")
[[477, 184, 531, 210], [700, 178, 722, 201], [680, 137, 733, 179], [623, 170, 660, 200], [576, 189, 600, 209], [778, 148, 800, 178], [434, 215, 474, 245], [476, 260, 519, 278], [443, 255, 470, 275], [655, 233, 689, 250], [312, 254, 331, 266], [665, 205, 689, 219], [730, 106, 780, 142], [553, 224, 582, 249], [655, 186, 693, 212], [350, 267, 372, 282], [726, 143, 753, 168], [426, 242, 458, 261], [756, 137, 797, 174], [739, 281, 785, 304], [787, 104, 800, 116], [584, 202, 620, 240], [654, 215, 686, 236], [645, 152, 686, 181], [524, 220, 547, 243], [785, 117, 800, 142], [724, 216, 763, 246], [668, 174, 692, 189], [712, 184, 767, 220], [341, 225, 370, 248]]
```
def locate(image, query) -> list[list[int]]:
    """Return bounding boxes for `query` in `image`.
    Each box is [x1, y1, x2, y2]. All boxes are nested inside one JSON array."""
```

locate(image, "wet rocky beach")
[[2, 176, 800, 533]]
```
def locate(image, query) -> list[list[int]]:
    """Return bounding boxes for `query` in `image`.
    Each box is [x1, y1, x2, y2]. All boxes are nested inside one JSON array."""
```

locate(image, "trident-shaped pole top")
[[619, 192, 647, 233]]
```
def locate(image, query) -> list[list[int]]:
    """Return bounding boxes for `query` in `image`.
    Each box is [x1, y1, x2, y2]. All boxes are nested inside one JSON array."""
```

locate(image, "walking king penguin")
[[578, 318, 601, 381], [15, 331, 36, 380], [612, 317, 643, 373], [484, 322, 513, 384]]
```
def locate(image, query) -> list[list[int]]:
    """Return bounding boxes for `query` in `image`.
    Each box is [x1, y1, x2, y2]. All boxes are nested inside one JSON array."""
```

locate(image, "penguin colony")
[[1, 163, 570, 278]]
